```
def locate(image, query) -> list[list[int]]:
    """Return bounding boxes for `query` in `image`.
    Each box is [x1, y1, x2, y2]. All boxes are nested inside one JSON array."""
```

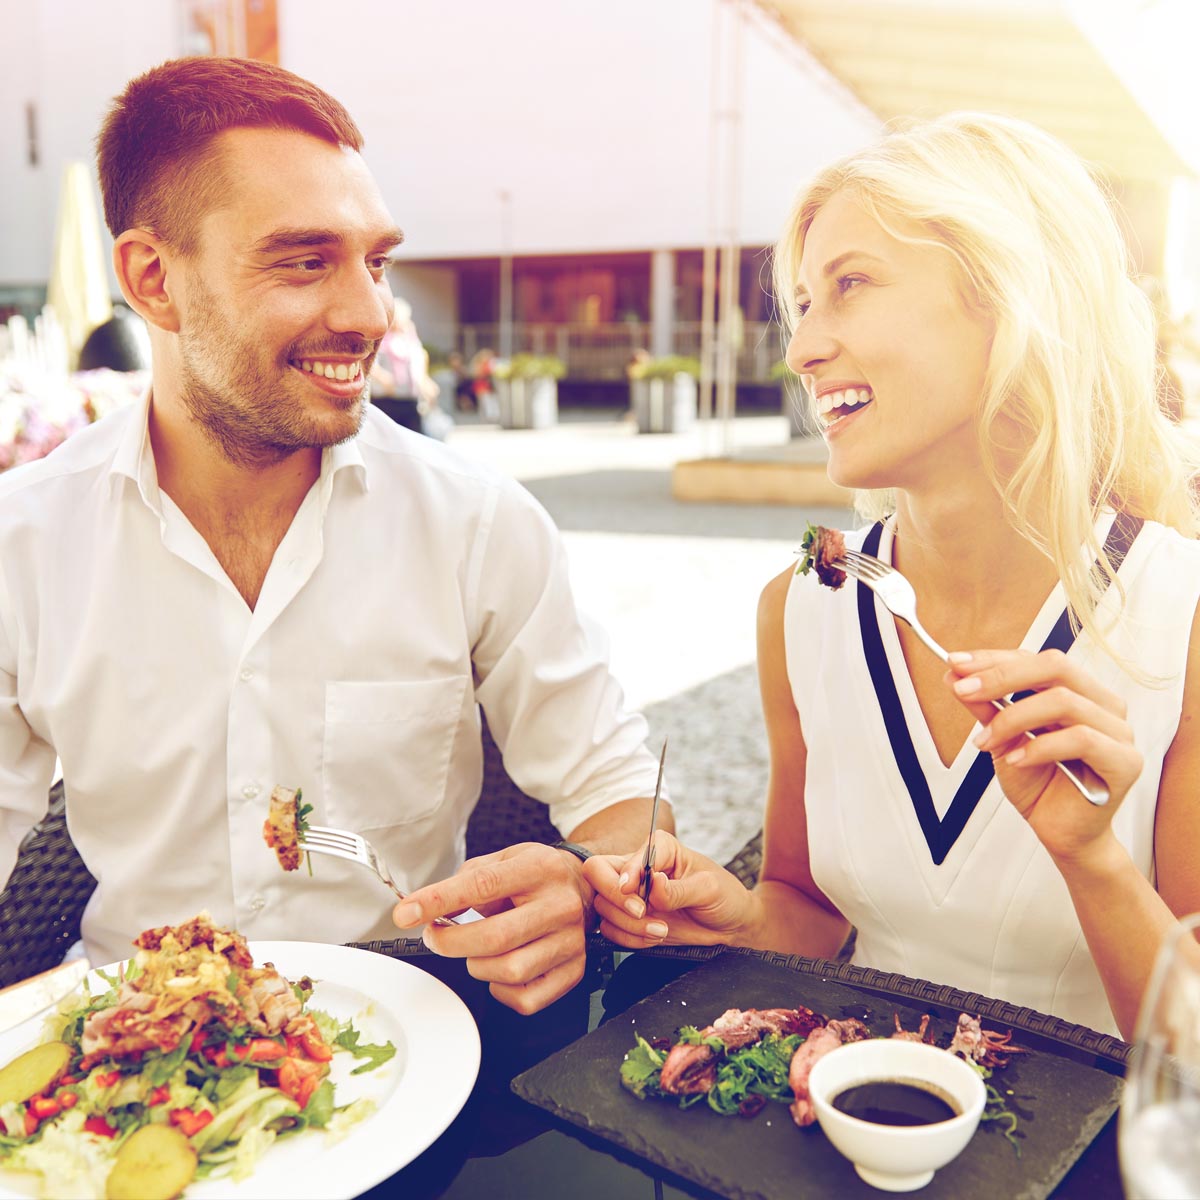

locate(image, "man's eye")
[[287, 258, 325, 273], [368, 256, 394, 273]]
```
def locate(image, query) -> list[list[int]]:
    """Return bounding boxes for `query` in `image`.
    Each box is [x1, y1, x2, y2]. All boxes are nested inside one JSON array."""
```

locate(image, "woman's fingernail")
[[646, 921, 669, 938], [618, 872, 629, 889], [972, 728, 989, 749], [948, 652, 973, 664], [953, 676, 982, 696], [394, 902, 420, 926], [1005, 747, 1027, 765], [624, 897, 646, 918]]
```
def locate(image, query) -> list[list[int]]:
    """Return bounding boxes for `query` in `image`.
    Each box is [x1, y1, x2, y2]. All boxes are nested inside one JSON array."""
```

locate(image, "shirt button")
[[239, 667, 254, 681], [251, 896, 266, 911], [242, 784, 260, 799]]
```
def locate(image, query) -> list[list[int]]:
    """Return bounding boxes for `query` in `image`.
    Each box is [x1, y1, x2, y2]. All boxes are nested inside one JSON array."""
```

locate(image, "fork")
[[299, 825, 462, 926], [837, 549, 1109, 807]]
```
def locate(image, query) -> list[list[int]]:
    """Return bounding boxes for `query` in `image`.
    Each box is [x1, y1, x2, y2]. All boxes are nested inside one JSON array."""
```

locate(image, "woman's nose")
[[785, 313, 837, 375]]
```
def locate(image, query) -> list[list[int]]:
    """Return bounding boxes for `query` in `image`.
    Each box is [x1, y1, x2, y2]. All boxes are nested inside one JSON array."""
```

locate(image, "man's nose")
[[327, 265, 391, 343]]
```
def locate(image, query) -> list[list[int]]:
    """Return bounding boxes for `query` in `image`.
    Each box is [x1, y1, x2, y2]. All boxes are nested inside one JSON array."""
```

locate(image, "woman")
[[584, 112, 1200, 1040]]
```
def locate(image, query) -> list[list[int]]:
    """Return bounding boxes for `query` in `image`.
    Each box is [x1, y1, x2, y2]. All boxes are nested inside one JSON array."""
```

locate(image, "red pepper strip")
[[299, 1031, 333, 1062], [58, 1091, 79, 1109], [59, 1074, 81, 1085], [94, 1070, 121, 1088], [148, 1085, 171, 1107], [84, 1115, 118, 1138], [170, 1108, 214, 1138], [245, 1038, 287, 1062], [190, 1028, 207, 1053], [23, 1110, 39, 1136], [29, 1096, 61, 1119]]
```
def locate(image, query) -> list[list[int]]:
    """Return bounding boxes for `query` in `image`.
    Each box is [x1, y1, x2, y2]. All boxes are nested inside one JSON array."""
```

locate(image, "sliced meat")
[[788, 1017, 870, 1127], [811, 527, 847, 590], [659, 1007, 824, 1096]]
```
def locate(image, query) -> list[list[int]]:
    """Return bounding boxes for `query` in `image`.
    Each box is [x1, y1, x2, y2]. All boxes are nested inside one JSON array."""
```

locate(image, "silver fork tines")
[[299, 824, 460, 926], [836, 550, 1109, 807]]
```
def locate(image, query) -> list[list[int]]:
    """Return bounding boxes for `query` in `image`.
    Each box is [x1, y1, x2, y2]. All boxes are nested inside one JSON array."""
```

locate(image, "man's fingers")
[[394, 846, 561, 926], [489, 954, 588, 1016], [423, 882, 585, 957], [463, 925, 582, 988]]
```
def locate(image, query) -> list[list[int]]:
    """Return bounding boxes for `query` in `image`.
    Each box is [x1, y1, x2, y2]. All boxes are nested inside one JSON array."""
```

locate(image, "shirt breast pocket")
[[323, 677, 469, 831]]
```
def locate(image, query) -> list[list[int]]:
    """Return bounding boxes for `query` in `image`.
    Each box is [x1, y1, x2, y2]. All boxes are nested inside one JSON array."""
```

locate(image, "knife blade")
[[0, 958, 91, 1035], [640, 738, 668, 905]]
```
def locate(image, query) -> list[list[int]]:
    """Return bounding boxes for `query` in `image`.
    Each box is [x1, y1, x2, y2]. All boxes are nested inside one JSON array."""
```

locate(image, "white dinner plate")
[[0, 941, 481, 1199]]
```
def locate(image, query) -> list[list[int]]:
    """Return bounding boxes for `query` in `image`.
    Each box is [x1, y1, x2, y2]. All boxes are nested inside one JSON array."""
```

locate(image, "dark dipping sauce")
[[832, 1079, 959, 1127]]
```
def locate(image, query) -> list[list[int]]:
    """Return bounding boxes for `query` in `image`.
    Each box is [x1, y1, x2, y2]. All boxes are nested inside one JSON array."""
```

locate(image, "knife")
[[0, 959, 91, 1035], [640, 738, 668, 906]]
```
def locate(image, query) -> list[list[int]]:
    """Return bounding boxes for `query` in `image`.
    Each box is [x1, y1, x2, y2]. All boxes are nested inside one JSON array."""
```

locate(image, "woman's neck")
[[890, 480, 1059, 639]]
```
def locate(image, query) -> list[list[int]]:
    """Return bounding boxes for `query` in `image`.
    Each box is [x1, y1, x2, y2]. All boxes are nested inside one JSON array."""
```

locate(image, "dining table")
[[342, 937, 1130, 1200]]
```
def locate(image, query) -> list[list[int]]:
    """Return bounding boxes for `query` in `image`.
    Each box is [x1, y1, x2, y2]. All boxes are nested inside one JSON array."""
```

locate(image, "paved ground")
[[443, 409, 852, 865]]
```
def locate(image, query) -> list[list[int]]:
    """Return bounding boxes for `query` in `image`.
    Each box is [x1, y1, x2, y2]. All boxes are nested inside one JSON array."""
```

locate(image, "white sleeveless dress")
[[784, 515, 1200, 1035]]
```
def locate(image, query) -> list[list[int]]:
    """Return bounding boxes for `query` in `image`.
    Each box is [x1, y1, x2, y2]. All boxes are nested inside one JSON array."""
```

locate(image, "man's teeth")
[[297, 360, 362, 381], [818, 387, 873, 418]]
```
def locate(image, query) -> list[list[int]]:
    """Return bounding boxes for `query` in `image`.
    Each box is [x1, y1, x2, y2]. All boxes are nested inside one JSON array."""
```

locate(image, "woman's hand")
[[946, 647, 1143, 864], [581, 831, 758, 949]]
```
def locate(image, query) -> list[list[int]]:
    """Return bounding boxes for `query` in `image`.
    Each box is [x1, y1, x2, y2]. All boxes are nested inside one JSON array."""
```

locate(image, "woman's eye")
[[836, 274, 865, 295], [795, 298, 811, 318]]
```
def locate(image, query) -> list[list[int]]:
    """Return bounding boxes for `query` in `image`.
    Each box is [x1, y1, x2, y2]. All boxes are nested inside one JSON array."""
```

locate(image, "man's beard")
[[177, 281, 372, 467]]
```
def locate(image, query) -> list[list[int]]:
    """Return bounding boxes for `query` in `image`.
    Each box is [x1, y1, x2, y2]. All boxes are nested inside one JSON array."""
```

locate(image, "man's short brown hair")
[[97, 56, 364, 252]]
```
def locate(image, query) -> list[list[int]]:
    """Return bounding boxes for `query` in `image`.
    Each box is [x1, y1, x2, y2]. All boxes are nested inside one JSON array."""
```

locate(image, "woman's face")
[[786, 189, 994, 493]]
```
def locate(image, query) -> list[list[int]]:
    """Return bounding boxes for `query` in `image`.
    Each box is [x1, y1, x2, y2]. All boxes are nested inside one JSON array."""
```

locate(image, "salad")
[[0, 914, 394, 1199]]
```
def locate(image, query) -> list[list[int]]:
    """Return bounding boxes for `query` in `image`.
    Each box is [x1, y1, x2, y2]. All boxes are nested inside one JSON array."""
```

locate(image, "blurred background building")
[[3, 0, 1200, 410]]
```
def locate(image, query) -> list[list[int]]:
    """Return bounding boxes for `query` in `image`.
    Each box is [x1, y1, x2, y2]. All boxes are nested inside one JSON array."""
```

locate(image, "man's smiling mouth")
[[290, 358, 365, 382]]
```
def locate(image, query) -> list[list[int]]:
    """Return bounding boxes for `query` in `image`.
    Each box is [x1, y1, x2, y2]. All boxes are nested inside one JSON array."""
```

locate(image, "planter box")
[[632, 374, 696, 434], [497, 377, 558, 429]]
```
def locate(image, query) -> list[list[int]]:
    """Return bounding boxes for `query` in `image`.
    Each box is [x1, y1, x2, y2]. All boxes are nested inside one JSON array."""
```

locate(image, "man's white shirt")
[[0, 398, 661, 964]]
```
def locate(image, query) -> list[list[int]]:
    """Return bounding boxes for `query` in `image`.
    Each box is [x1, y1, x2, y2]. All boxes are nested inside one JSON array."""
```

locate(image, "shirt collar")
[[109, 388, 371, 513]]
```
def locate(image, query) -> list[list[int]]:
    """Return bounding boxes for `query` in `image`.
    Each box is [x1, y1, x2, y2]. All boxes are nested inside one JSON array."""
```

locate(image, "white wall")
[[0, 0, 176, 288], [0, 0, 878, 289], [283, 0, 878, 259]]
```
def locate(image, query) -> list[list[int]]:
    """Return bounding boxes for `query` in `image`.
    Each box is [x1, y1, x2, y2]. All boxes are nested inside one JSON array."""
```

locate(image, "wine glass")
[[1119, 912, 1200, 1199]]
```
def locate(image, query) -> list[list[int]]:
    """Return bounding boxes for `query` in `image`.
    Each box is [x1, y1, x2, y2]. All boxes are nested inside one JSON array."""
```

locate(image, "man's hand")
[[391, 842, 595, 1015]]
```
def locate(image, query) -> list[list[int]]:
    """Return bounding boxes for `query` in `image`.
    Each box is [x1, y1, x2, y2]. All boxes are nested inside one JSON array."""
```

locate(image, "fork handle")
[[988, 696, 1110, 807]]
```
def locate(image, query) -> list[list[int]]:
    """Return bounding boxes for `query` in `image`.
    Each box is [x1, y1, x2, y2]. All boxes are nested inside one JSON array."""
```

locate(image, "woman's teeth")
[[296, 359, 362, 382], [818, 387, 873, 420]]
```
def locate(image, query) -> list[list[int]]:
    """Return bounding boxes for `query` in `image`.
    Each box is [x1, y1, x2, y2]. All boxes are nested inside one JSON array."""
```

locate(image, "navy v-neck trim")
[[857, 513, 1143, 865]]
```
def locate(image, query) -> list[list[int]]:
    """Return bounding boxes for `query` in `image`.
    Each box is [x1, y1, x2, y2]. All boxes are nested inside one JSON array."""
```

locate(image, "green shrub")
[[628, 355, 701, 381], [493, 353, 567, 380]]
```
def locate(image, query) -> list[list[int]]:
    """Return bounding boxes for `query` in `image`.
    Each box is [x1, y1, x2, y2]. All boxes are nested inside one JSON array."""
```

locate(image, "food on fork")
[[0, 913, 394, 1198], [263, 784, 311, 872], [796, 523, 847, 590]]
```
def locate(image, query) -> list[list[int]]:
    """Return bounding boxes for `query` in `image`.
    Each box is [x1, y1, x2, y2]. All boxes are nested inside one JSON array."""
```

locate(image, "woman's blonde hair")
[[773, 110, 1200, 661]]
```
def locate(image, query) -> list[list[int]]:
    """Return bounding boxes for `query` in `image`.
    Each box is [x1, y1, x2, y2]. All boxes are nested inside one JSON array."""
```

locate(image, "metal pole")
[[698, 0, 724, 457], [716, 0, 745, 458], [498, 189, 513, 360]]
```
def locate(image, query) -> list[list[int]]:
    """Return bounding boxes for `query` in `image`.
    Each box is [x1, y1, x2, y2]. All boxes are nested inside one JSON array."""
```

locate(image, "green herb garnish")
[[795, 522, 820, 576]]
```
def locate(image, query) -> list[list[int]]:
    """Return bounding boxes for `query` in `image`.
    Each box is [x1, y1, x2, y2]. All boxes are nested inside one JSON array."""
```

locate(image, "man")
[[0, 57, 670, 1015]]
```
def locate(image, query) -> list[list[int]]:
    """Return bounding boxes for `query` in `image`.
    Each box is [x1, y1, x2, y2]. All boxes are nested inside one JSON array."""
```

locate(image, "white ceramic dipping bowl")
[[809, 1038, 987, 1192]]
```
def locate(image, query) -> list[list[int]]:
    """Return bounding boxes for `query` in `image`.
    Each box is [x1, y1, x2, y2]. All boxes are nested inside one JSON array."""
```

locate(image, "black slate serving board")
[[511, 953, 1123, 1200]]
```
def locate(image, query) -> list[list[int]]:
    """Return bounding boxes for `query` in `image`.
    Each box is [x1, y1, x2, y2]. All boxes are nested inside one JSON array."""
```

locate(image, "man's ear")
[[113, 230, 182, 334]]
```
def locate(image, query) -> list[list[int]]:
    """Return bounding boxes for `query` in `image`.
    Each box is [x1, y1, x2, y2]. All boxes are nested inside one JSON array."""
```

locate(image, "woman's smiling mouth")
[[818, 386, 874, 428]]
